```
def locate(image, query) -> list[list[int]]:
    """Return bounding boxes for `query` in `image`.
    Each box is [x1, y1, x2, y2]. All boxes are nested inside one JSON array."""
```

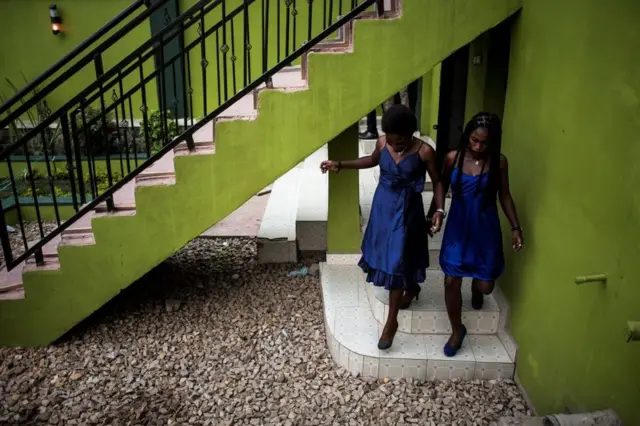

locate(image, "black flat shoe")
[[359, 131, 379, 140]]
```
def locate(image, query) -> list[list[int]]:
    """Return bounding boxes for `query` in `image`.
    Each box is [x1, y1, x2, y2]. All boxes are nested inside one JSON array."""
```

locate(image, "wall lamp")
[[50, 4, 62, 35]]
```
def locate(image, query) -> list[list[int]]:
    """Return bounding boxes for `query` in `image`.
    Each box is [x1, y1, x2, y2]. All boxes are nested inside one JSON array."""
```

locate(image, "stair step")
[[257, 167, 302, 263], [321, 262, 515, 381], [367, 271, 500, 335], [175, 121, 215, 156], [0, 288, 24, 301], [94, 180, 136, 212]]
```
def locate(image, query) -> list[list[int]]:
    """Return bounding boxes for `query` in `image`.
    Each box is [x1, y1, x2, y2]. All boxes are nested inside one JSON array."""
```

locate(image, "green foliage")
[[0, 74, 62, 157], [146, 110, 178, 153]]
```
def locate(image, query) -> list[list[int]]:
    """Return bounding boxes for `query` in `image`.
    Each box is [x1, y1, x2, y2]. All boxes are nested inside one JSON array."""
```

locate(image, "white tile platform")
[[321, 262, 517, 381]]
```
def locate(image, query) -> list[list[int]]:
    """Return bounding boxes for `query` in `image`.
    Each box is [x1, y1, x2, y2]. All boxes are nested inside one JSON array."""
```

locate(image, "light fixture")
[[50, 4, 62, 35]]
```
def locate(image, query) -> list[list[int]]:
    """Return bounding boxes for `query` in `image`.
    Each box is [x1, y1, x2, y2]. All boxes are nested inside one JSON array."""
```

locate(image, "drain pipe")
[[498, 409, 622, 426]]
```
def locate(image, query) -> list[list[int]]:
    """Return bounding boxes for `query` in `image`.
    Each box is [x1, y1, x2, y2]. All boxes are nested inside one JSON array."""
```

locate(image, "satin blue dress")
[[440, 168, 505, 281], [358, 145, 430, 290]]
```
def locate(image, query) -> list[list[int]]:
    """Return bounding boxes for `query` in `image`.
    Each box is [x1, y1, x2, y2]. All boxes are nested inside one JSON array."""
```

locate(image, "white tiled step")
[[257, 166, 302, 263], [321, 263, 515, 381], [296, 145, 328, 251], [367, 270, 500, 335]]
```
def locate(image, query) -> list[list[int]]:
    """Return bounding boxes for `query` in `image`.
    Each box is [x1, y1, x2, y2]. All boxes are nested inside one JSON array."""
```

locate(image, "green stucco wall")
[[500, 1, 640, 423], [0, 0, 154, 113], [0, 0, 522, 346], [327, 124, 360, 254]]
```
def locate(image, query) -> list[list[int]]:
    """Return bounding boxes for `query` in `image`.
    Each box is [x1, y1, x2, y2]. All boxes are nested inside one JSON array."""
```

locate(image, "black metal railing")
[[0, 0, 377, 271]]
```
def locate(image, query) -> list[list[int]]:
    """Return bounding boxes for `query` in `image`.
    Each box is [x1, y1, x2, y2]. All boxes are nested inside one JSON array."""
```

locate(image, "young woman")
[[321, 105, 446, 350], [428, 112, 523, 357]]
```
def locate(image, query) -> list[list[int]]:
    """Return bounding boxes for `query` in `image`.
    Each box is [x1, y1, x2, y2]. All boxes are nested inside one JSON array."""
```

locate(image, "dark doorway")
[[150, 0, 186, 119], [435, 45, 469, 170]]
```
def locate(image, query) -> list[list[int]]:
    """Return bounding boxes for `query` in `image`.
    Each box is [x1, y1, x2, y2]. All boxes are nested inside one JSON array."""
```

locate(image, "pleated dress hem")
[[358, 257, 427, 291]]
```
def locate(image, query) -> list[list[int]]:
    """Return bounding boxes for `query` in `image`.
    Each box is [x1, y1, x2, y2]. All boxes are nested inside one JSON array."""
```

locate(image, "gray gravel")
[[1, 221, 57, 268], [0, 237, 531, 425]]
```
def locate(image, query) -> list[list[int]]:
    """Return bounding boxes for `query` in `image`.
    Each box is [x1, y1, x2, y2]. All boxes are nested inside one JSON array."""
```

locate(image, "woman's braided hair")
[[452, 112, 503, 205]]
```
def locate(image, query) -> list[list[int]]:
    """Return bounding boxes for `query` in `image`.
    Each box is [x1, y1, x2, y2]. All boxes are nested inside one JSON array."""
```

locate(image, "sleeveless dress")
[[358, 145, 430, 290], [440, 168, 505, 281]]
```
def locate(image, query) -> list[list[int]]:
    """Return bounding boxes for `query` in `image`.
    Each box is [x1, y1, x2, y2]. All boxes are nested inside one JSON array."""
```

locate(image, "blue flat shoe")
[[443, 325, 467, 357]]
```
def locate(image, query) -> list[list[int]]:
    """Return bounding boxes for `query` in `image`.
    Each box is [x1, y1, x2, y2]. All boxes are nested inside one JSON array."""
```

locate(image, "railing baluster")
[[117, 77, 132, 174], [265, 0, 271, 69], [60, 114, 79, 214], [170, 60, 180, 132], [41, 131, 62, 226], [127, 97, 139, 168], [215, 29, 222, 107], [178, 23, 190, 132], [112, 90, 126, 176], [198, 10, 209, 116], [292, 0, 297, 52], [185, 50, 195, 127], [221, 0, 229, 102], [323, 0, 327, 29], [276, 0, 281, 65], [243, 0, 251, 86], [285, 1, 291, 57], [70, 112, 86, 206], [0, 200, 13, 267], [6, 158, 28, 251], [230, 17, 238, 95], [339, 0, 343, 16], [308, 0, 314, 43], [94, 54, 115, 210], [157, 39, 169, 146], [79, 104, 98, 200], [138, 60, 152, 158], [261, 0, 266, 71], [23, 139, 45, 239], [328, 0, 333, 26]]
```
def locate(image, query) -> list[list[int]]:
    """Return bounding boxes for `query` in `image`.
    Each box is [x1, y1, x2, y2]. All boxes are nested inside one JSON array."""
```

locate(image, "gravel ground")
[[0, 238, 531, 425], [0, 221, 57, 269]]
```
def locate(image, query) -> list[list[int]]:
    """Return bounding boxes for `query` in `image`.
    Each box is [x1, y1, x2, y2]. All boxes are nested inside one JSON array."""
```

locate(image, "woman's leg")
[[444, 275, 464, 346], [400, 281, 421, 309], [471, 279, 495, 310], [379, 288, 403, 349]]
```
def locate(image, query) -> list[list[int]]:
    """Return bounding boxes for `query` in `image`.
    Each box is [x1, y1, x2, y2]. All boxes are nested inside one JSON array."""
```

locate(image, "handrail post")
[[0, 200, 14, 267]]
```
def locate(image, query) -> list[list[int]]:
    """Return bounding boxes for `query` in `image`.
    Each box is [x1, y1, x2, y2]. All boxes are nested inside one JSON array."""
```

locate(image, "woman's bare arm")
[[498, 155, 521, 229], [338, 137, 384, 170]]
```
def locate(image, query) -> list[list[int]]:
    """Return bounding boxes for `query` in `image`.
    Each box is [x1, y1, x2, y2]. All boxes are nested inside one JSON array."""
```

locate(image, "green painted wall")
[[0, 0, 522, 346], [327, 124, 360, 254], [500, 1, 640, 424], [0, 0, 155, 114]]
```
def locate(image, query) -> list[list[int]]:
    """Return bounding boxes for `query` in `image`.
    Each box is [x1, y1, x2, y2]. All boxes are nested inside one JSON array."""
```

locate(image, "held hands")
[[512, 229, 524, 252], [320, 160, 340, 173]]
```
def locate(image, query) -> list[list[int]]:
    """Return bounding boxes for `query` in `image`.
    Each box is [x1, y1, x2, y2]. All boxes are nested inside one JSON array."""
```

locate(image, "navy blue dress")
[[440, 168, 505, 281], [359, 145, 430, 290]]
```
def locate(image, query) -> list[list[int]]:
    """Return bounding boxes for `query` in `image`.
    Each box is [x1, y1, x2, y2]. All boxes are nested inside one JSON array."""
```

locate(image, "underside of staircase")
[[0, 0, 522, 347]]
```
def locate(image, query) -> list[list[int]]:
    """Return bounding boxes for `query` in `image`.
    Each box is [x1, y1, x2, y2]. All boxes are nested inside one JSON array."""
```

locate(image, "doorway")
[[435, 45, 469, 170]]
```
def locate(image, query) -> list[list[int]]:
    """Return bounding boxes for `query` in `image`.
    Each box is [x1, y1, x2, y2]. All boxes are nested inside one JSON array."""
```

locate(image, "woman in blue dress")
[[321, 105, 446, 350], [428, 112, 523, 357]]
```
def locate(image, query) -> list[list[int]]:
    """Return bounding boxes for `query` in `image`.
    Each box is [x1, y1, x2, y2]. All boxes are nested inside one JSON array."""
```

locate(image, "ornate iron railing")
[[0, 0, 377, 270]]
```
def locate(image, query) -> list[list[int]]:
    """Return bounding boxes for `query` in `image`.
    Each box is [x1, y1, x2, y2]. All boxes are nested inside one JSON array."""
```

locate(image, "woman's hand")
[[512, 229, 523, 252], [427, 212, 444, 236], [320, 160, 340, 174]]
